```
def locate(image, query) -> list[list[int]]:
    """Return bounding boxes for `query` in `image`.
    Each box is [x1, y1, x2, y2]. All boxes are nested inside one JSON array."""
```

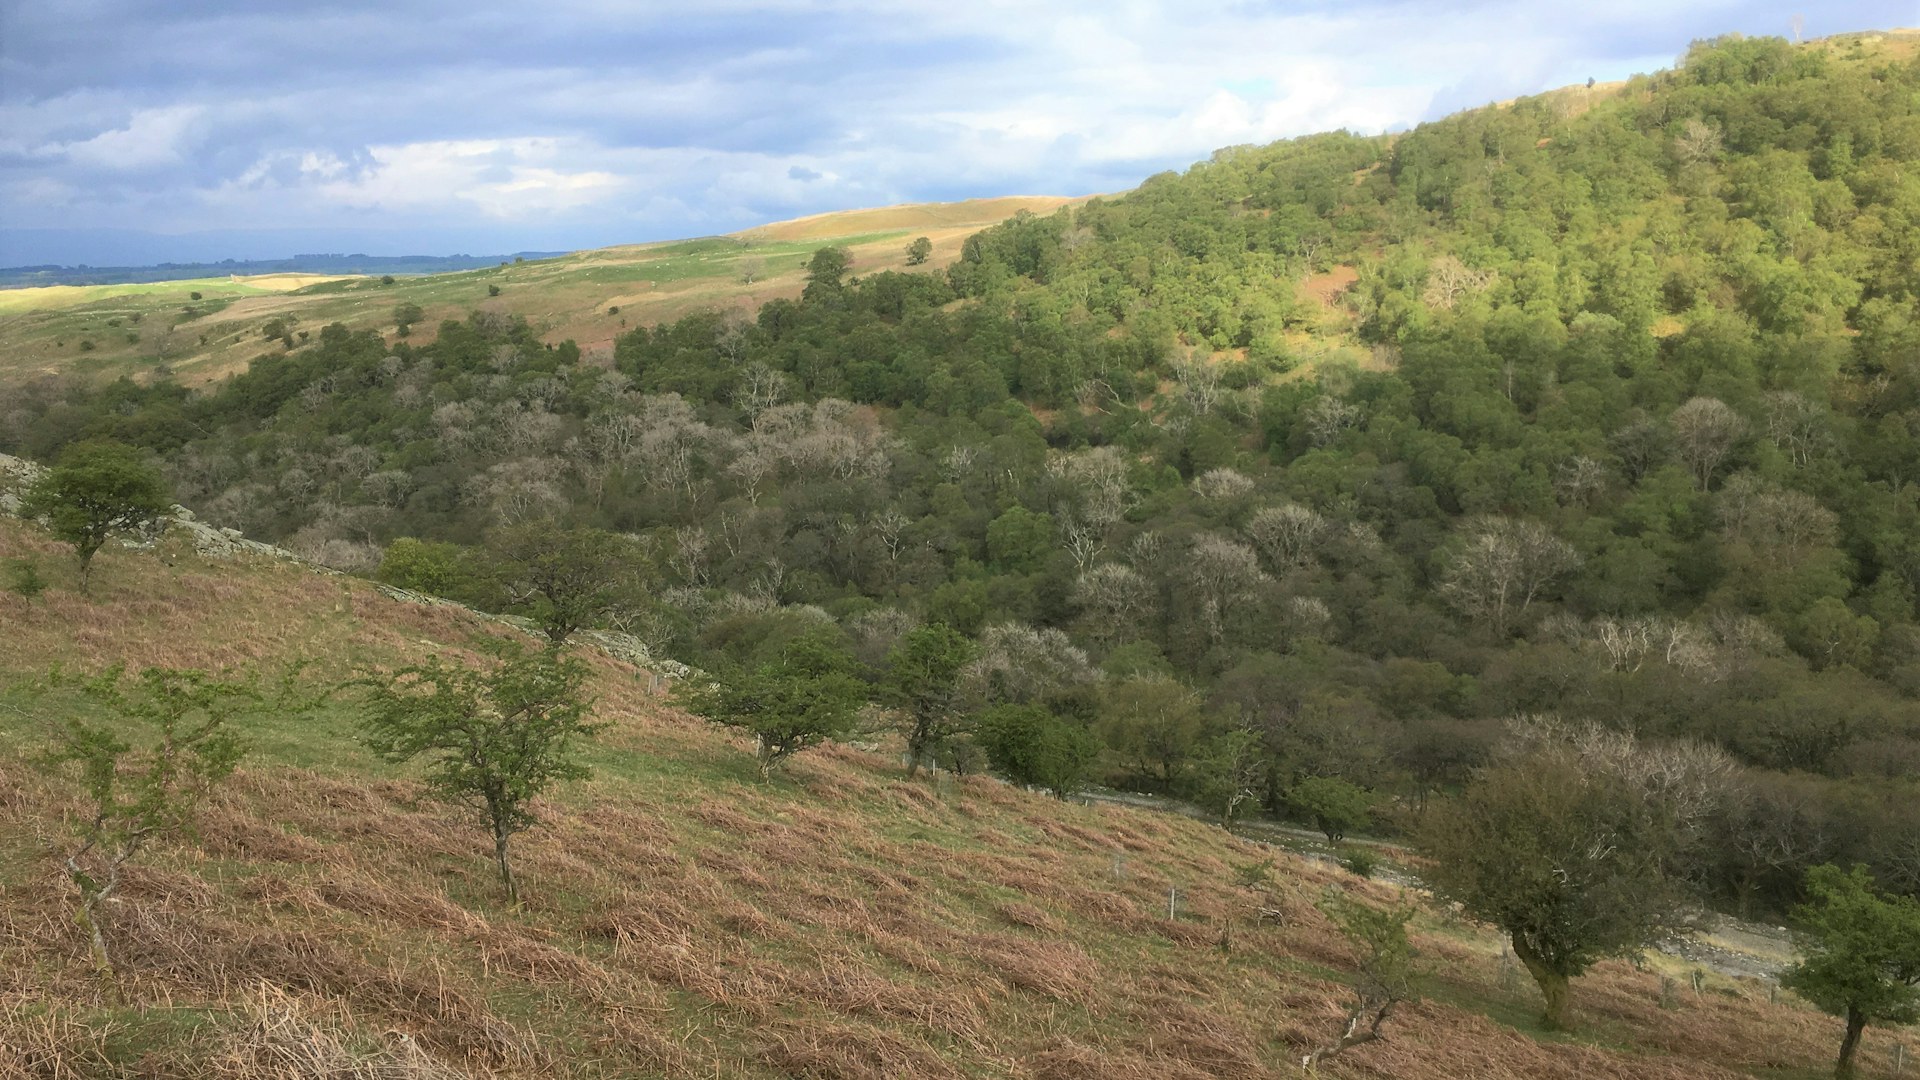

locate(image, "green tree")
[[906, 236, 934, 266], [1099, 677, 1207, 788], [881, 623, 978, 777], [377, 537, 481, 601], [19, 440, 171, 595], [1419, 753, 1689, 1029], [1290, 775, 1374, 844], [357, 645, 600, 906], [803, 246, 852, 299], [46, 666, 263, 986], [1190, 727, 1267, 826], [1306, 888, 1418, 1067], [676, 633, 867, 778], [976, 704, 1101, 798], [487, 521, 637, 645], [1781, 864, 1920, 1079], [392, 301, 425, 336]]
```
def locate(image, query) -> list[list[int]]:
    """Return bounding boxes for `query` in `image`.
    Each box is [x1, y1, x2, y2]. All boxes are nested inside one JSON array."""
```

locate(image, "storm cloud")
[[2, 0, 1910, 264]]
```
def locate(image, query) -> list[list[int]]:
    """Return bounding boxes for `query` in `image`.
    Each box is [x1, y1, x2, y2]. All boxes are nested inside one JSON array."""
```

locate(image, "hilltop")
[[0, 515, 1877, 1079], [0, 196, 1085, 386]]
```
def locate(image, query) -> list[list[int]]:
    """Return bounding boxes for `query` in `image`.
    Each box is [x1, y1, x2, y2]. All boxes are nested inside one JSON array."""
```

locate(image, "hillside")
[[0, 196, 1084, 386], [7, 27, 1920, 1075], [0, 518, 1883, 1079]]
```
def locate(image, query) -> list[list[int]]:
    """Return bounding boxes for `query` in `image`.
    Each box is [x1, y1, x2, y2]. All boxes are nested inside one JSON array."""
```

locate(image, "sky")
[[1, 1, 1913, 266]]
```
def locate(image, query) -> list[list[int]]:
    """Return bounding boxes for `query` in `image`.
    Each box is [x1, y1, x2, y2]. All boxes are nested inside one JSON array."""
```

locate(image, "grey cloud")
[[4, 0, 1914, 264]]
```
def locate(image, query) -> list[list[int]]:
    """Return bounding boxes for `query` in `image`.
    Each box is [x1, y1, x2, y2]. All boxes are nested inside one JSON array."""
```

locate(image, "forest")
[[7, 33, 1919, 920]]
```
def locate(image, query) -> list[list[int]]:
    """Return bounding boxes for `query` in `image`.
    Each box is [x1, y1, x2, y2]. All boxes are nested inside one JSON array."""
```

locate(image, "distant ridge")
[[0, 251, 573, 290]]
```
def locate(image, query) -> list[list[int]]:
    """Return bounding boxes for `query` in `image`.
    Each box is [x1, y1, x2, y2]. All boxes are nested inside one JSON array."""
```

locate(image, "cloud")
[[2, 0, 1913, 262]]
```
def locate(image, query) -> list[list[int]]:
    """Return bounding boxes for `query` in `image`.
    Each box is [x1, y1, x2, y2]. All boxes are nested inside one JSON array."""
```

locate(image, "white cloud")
[[60, 105, 204, 170], [4, 0, 1907, 258]]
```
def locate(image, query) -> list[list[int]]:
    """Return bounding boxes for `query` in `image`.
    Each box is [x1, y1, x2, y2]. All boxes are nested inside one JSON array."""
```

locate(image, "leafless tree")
[[967, 622, 1099, 705], [1439, 517, 1582, 637], [1192, 467, 1254, 501], [1421, 254, 1494, 310], [1073, 563, 1153, 643], [1185, 533, 1270, 643], [1302, 394, 1359, 448], [1244, 503, 1327, 572], [1554, 455, 1609, 507], [1717, 472, 1838, 550], [1174, 353, 1223, 416], [1673, 118, 1725, 167], [1669, 396, 1746, 490], [1762, 390, 1832, 468]]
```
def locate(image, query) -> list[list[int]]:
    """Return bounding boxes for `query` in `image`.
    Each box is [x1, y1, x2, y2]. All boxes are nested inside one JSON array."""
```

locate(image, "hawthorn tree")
[[1419, 749, 1691, 1029], [906, 236, 933, 265], [976, 704, 1101, 799], [881, 623, 977, 777], [46, 666, 266, 986], [676, 633, 867, 778], [1290, 775, 1374, 844], [1305, 889, 1418, 1068], [20, 440, 171, 595], [358, 644, 600, 906], [486, 520, 638, 645], [1190, 727, 1266, 826], [1781, 864, 1920, 1079]]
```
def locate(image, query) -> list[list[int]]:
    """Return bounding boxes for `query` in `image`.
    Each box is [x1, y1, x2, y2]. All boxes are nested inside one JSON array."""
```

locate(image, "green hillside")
[[5, 29, 1920, 1077], [0, 519, 1876, 1078], [5, 32, 1919, 913]]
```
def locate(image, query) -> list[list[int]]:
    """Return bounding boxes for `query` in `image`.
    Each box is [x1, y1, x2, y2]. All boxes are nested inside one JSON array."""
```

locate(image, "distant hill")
[[0, 195, 1088, 385], [0, 251, 573, 289]]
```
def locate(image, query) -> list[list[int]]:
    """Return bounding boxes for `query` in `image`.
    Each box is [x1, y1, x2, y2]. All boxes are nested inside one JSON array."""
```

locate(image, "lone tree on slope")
[[1781, 864, 1920, 1079], [357, 643, 602, 906], [1419, 741, 1695, 1029], [20, 440, 171, 595]]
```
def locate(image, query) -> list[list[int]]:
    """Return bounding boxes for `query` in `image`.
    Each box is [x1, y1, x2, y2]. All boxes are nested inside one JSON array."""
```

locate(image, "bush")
[[1339, 846, 1380, 878], [5, 557, 47, 600]]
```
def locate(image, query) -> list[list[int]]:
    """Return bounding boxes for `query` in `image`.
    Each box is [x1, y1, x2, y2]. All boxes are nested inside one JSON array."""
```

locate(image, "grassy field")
[[0, 196, 1087, 387], [0, 516, 1891, 1079]]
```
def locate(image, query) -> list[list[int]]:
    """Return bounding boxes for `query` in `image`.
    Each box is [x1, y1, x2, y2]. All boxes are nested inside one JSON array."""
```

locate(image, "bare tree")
[[1073, 563, 1153, 643], [1244, 503, 1327, 572], [967, 622, 1099, 705], [1669, 396, 1746, 490], [1421, 254, 1494, 310], [1763, 390, 1832, 468], [1673, 118, 1725, 167], [1302, 394, 1359, 448], [1554, 455, 1609, 507], [1184, 533, 1270, 644], [1174, 353, 1223, 416], [1439, 517, 1581, 637]]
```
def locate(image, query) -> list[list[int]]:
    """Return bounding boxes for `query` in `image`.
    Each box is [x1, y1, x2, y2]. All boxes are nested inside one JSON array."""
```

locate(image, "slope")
[[0, 519, 1884, 1079], [0, 196, 1087, 387]]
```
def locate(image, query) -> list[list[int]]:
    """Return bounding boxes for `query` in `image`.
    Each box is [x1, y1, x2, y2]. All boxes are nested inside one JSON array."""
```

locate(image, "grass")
[[0, 516, 1907, 1079], [0, 198, 1071, 387]]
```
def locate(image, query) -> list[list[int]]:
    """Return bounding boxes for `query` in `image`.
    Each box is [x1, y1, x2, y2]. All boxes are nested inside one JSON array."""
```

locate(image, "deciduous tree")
[[1782, 865, 1920, 1079], [357, 645, 600, 906], [20, 440, 171, 595]]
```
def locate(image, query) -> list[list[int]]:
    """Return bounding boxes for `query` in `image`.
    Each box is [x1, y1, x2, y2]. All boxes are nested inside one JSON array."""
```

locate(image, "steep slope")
[[0, 519, 1887, 1080], [5, 30, 1920, 926]]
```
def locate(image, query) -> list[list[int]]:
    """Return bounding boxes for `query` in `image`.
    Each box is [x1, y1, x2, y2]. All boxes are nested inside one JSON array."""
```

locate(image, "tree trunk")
[[492, 825, 519, 908], [1834, 1008, 1866, 1079], [1511, 936, 1573, 1029], [755, 737, 777, 780]]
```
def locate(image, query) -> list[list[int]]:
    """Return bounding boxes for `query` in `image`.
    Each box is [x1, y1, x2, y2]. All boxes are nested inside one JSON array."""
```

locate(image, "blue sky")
[[1, 1, 1912, 266]]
